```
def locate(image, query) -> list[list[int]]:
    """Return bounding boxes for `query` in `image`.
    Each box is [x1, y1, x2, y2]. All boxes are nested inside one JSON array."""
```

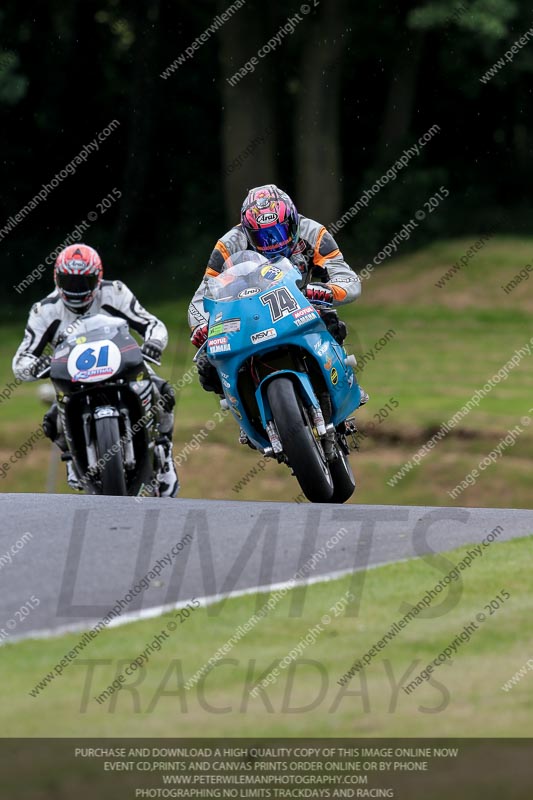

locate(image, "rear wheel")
[[266, 377, 333, 503], [329, 443, 356, 503], [94, 416, 127, 496]]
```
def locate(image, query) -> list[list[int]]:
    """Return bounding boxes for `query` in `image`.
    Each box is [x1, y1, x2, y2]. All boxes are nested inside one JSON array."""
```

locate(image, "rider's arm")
[[188, 280, 209, 331], [12, 301, 61, 382], [187, 235, 238, 331], [312, 226, 361, 306], [102, 281, 168, 348]]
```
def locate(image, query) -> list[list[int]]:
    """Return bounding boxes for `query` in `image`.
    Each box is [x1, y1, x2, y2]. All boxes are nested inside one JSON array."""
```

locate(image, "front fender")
[[255, 370, 319, 428]]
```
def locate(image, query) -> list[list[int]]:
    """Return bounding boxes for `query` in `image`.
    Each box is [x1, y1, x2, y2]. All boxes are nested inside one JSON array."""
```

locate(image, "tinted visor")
[[248, 222, 295, 257], [56, 272, 98, 296]]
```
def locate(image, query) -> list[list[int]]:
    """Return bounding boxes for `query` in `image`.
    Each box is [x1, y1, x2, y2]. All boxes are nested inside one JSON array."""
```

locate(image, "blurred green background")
[[0, 0, 532, 311]]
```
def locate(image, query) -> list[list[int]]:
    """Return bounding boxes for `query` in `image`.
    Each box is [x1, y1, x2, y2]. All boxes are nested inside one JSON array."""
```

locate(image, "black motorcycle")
[[40, 313, 164, 496]]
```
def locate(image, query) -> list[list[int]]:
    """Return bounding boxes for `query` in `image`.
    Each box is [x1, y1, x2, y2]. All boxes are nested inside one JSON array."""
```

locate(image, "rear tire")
[[329, 445, 356, 503], [94, 416, 127, 496], [266, 377, 333, 503]]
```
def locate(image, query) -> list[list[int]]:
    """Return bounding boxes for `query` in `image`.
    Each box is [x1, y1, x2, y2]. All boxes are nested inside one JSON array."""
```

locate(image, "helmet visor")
[[56, 272, 98, 296], [247, 222, 296, 258], [56, 272, 99, 307]]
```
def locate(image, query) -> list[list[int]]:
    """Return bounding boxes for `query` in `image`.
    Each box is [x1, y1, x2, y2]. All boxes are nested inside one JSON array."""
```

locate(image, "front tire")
[[94, 416, 127, 496], [329, 445, 356, 503], [266, 377, 333, 503]]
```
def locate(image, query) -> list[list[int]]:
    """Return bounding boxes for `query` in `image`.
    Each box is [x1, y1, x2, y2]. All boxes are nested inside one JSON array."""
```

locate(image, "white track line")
[[4, 556, 413, 646]]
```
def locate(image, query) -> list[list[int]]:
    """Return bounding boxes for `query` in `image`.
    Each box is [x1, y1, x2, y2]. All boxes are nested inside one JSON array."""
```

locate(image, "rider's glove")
[[191, 324, 208, 348], [305, 284, 334, 304], [142, 339, 163, 363], [196, 352, 223, 394], [30, 354, 51, 378]]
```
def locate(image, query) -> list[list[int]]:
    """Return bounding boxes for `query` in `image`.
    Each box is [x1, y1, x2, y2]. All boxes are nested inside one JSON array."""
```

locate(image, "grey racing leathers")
[[188, 216, 361, 330]]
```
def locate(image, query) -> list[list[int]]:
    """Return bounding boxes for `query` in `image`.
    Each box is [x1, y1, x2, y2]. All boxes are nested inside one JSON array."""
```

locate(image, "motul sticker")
[[293, 306, 315, 319]]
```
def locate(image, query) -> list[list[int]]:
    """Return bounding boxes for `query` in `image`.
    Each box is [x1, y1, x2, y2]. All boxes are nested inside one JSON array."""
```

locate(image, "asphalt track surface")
[[1, 494, 532, 642]]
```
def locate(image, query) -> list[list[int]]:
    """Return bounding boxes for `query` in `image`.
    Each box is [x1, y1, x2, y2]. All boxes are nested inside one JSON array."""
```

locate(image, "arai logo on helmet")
[[257, 212, 278, 225]]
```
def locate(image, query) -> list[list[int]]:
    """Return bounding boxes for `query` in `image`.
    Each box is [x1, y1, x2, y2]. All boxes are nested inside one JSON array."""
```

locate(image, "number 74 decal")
[[260, 287, 299, 322]]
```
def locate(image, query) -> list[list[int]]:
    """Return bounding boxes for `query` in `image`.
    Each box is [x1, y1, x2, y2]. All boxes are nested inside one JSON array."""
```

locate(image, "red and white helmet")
[[54, 244, 103, 312], [241, 184, 299, 259]]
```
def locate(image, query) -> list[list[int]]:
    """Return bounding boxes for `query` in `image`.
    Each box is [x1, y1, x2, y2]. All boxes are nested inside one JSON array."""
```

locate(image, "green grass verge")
[[3, 535, 533, 737]]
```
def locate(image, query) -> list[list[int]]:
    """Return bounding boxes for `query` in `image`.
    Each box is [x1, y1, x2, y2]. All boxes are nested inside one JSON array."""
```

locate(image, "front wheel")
[[329, 444, 356, 503], [266, 377, 334, 503], [94, 415, 127, 496]]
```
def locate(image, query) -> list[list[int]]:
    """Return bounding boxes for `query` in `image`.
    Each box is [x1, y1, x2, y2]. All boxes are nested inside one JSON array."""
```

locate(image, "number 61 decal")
[[67, 340, 122, 382]]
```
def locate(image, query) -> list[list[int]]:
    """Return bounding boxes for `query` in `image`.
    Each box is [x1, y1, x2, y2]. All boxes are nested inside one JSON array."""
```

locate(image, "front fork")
[[257, 372, 338, 463]]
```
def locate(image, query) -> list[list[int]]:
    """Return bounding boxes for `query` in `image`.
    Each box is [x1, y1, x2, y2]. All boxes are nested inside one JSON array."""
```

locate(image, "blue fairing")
[[203, 255, 361, 451]]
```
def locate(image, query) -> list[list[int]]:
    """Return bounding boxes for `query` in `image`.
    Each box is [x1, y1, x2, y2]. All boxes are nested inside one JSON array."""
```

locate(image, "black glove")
[[320, 310, 347, 345], [142, 339, 163, 363], [196, 352, 223, 394], [31, 354, 51, 378]]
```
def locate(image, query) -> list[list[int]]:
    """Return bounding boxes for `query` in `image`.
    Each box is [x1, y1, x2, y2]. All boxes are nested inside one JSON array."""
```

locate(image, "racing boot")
[[238, 428, 257, 450], [359, 389, 369, 406], [156, 436, 180, 498], [61, 454, 83, 491]]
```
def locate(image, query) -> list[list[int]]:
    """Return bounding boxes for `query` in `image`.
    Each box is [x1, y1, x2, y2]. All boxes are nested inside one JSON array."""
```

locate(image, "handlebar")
[[35, 366, 51, 380], [192, 341, 208, 362], [142, 354, 161, 367]]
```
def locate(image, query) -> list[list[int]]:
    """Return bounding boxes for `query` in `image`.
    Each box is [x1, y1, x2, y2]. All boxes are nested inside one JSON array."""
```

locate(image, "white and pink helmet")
[[241, 184, 299, 259]]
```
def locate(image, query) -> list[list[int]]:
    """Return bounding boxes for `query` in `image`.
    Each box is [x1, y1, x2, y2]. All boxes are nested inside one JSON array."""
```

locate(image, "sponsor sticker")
[[257, 212, 278, 224], [208, 318, 241, 336], [238, 287, 261, 298], [293, 306, 315, 319], [251, 328, 277, 344], [260, 264, 283, 282], [294, 312, 317, 327], [331, 367, 339, 385], [209, 336, 228, 346], [314, 340, 330, 357]]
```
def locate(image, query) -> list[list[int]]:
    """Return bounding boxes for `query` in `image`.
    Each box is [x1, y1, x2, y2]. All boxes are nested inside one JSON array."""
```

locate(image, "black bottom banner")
[[1, 738, 531, 799]]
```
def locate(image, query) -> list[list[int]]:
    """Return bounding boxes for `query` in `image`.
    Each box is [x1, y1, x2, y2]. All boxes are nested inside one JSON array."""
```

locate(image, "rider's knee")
[[42, 403, 58, 441], [160, 381, 175, 412]]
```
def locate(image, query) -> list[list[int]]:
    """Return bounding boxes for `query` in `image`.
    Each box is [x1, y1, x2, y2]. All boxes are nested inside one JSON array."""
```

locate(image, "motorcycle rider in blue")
[[188, 185, 368, 441], [12, 244, 179, 497]]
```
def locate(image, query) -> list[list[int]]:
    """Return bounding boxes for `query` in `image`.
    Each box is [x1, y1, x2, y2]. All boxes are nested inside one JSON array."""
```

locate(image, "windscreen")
[[205, 251, 297, 302], [63, 313, 127, 343]]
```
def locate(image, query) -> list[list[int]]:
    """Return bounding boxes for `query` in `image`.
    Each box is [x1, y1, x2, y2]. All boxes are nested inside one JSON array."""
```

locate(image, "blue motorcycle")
[[200, 251, 362, 503]]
